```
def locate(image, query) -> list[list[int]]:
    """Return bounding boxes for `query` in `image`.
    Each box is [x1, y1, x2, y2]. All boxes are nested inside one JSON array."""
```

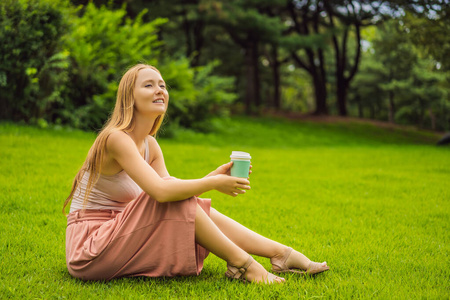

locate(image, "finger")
[[222, 162, 232, 168], [233, 177, 250, 184], [222, 162, 233, 173], [234, 188, 246, 194], [237, 184, 251, 190]]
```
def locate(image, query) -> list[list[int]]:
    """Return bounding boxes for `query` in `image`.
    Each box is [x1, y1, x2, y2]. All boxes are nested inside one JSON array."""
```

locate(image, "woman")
[[64, 64, 329, 284]]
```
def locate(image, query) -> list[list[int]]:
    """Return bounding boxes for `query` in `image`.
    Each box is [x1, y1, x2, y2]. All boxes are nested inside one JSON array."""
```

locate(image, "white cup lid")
[[230, 151, 251, 159]]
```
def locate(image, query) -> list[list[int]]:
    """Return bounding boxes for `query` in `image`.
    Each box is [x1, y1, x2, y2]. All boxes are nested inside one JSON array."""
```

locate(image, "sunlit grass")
[[0, 118, 448, 299]]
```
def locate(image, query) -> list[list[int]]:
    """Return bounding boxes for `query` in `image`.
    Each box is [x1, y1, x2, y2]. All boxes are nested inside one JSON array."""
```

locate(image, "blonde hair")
[[63, 64, 165, 214]]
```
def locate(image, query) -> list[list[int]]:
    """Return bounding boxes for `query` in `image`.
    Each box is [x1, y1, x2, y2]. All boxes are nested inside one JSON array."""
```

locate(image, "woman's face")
[[133, 68, 169, 117]]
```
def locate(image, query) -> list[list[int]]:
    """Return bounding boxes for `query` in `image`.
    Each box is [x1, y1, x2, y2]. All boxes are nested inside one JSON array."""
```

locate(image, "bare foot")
[[271, 247, 330, 275]]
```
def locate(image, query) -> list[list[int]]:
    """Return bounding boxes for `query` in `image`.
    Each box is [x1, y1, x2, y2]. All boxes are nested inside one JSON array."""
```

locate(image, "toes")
[[273, 276, 285, 284], [307, 261, 330, 275], [266, 273, 285, 284]]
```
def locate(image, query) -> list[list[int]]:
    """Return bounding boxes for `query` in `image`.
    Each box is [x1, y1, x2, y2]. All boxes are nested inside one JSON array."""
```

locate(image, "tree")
[[373, 21, 417, 123], [66, 0, 450, 130], [199, 1, 285, 114], [285, 0, 396, 116], [286, 0, 330, 115], [350, 18, 448, 131]]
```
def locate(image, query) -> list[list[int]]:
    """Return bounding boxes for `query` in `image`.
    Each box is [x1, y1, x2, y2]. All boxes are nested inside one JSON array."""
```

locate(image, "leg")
[[194, 204, 284, 284], [210, 208, 329, 274], [210, 208, 288, 258]]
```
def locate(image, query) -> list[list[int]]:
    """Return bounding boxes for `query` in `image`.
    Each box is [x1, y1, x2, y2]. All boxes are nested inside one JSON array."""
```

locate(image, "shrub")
[[0, 0, 70, 124], [0, 1, 237, 133], [61, 3, 236, 132], [59, 3, 166, 130], [160, 59, 237, 134]]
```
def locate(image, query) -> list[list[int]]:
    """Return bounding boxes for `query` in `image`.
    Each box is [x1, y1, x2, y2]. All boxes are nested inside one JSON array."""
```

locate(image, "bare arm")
[[106, 131, 250, 203], [147, 136, 170, 178]]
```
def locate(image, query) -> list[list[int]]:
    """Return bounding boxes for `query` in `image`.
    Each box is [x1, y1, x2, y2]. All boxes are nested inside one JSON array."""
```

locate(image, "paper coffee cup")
[[230, 151, 251, 178]]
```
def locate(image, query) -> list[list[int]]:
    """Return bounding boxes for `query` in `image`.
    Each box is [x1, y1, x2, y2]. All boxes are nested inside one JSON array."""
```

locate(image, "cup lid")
[[230, 151, 251, 159]]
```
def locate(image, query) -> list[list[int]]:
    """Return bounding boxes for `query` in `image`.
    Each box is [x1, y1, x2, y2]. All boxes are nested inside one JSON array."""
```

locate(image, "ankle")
[[227, 252, 250, 267], [271, 245, 290, 260]]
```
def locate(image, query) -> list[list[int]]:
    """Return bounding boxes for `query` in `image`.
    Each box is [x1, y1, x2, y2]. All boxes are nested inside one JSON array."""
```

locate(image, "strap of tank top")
[[144, 137, 149, 163]]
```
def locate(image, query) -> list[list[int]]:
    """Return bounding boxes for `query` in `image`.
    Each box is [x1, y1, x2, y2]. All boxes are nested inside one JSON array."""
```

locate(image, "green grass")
[[0, 117, 448, 299]]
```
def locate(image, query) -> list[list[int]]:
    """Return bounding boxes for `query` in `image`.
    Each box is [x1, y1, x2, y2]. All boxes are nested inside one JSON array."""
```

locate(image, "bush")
[[61, 3, 236, 133], [0, 1, 237, 133], [0, 0, 70, 124], [160, 59, 236, 135], [59, 3, 166, 130]]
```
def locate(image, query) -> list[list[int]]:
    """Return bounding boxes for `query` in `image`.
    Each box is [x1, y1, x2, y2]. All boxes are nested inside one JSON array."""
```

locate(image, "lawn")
[[0, 117, 448, 299]]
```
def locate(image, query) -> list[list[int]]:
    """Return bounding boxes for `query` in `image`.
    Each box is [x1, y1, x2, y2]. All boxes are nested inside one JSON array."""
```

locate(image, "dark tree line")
[[103, 0, 447, 127], [2, 0, 448, 130]]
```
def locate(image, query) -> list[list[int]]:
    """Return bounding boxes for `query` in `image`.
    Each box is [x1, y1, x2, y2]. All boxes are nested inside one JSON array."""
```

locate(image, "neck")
[[129, 112, 159, 142]]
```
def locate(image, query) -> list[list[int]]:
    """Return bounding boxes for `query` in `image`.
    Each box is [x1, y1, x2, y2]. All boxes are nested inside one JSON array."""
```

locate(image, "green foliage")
[[0, 0, 70, 124], [0, 0, 237, 133], [160, 59, 237, 135], [402, 11, 450, 72], [60, 3, 166, 130], [2, 0, 448, 132], [281, 67, 315, 112], [59, 2, 236, 132], [394, 60, 448, 129], [350, 20, 449, 131]]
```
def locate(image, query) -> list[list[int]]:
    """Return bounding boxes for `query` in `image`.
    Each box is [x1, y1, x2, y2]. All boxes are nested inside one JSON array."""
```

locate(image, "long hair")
[[63, 64, 165, 214]]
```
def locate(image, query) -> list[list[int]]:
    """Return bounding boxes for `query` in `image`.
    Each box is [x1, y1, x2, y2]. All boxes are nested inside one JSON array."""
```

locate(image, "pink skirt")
[[65, 193, 211, 281]]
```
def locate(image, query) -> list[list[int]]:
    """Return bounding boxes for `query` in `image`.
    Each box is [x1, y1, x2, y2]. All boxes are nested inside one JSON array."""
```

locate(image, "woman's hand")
[[213, 174, 251, 197], [206, 162, 232, 177], [206, 162, 252, 178]]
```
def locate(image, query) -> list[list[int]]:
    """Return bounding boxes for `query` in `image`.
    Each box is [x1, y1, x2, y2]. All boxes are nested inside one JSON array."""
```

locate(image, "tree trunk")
[[244, 39, 260, 114], [288, 1, 328, 115], [369, 104, 375, 119], [313, 73, 328, 115], [388, 90, 395, 123], [429, 108, 436, 130], [182, 9, 192, 59], [418, 97, 425, 128], [355, 95, 363, 117], [191, 20, 204, 67], [182, 8, 204, 67], [326, 1, 362, 117], [336, 76, 348, 116], [271, 46, 281, 109], [292, 52, 328, 115]]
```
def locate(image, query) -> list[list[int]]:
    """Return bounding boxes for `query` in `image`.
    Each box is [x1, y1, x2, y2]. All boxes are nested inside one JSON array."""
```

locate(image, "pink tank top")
[[69, 138, 149, 213]]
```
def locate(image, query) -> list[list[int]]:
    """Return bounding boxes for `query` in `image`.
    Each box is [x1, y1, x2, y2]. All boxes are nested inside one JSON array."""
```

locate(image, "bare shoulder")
[[106, 131, 135, 154], [146, 135, 162, 151], [146, 135, 158, 144]]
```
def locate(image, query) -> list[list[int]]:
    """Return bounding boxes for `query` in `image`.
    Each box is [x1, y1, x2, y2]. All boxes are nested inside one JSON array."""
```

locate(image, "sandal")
[[271, 247, 330, 275], [225, 256, 254, 283], [225, 256, 285, 284]]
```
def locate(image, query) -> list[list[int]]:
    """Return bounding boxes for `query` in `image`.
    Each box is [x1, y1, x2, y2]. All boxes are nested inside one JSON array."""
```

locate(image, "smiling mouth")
[[153, 99, 164, 103]]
